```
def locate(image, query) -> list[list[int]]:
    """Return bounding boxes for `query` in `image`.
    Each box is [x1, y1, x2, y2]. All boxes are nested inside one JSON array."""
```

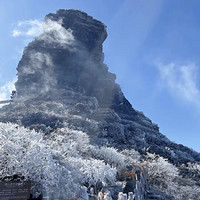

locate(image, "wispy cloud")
[[11, 18, 75, 98], [38, 19, 74, 48], [12, 19, 74, 48], [12, 20, 43, 37], [156, 61, 200, 108]]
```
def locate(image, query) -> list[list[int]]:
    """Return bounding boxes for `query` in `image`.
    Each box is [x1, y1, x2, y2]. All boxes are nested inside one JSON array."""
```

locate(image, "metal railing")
[[0, 100, 12, 105]]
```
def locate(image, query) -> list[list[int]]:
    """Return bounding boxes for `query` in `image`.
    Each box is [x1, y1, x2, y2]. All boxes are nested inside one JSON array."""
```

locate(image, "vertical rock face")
[[15, 9, 118, 109], [1, 9, 200, 164]]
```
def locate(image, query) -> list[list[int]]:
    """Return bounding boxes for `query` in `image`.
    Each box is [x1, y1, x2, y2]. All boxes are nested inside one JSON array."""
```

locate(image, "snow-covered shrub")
[[48, 128, 117, 186], [143, 153, 179, 189], [0, 123, 117, 199], [0, 123, 81, 199], [89, 146, 127, 170], [187, 162, 200, 175], [69, 157, 116, 186], [174, 184, 200, 200], [120, 149, 141, 167], [142, 153, 200, 199]]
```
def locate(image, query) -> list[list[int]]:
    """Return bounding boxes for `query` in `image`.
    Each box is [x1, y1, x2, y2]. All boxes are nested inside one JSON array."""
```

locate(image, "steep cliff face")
[[15, 9, 116, 107], [0, 9, 200, 199]]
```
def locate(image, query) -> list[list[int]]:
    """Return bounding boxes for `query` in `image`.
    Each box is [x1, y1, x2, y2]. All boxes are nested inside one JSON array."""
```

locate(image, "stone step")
[[147, 194, 162, 200]]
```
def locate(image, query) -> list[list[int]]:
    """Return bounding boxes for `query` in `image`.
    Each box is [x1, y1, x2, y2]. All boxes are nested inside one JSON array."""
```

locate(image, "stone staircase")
[[87, 168, 148, 200]]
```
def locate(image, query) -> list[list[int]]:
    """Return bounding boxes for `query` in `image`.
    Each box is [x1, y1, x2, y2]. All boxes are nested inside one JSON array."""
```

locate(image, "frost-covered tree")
[[142, 153, 179, 197], [0, 123, 119, 199], [144, 153, 179, 184], [142, 153, 200, 199]]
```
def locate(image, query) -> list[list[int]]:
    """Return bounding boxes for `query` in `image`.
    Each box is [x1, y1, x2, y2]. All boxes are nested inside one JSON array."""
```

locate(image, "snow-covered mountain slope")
[[0, 9, 200, 199]]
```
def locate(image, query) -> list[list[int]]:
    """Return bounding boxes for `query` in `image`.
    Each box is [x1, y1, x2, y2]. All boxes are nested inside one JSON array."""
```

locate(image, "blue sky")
[[0, 0, 200, 152]]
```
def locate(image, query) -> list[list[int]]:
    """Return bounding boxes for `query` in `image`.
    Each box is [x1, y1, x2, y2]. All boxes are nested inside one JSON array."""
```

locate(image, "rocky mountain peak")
[[45, 9, 108, 51], [15, 9, 118, 109]]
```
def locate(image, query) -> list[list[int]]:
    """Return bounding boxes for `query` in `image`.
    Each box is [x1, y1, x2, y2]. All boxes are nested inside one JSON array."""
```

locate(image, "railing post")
[[128, 192, 134, 200]]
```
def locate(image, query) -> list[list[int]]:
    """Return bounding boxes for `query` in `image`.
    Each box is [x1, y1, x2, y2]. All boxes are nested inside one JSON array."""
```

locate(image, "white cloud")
[[20, 51, 56, 94], [12, 19, 43, 37], [156, 61, 200, 108], [38, 19, 74, 48], [12, 30, 22, 37], [0, 78, 16, 101], [12, 19, 74, 48]]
